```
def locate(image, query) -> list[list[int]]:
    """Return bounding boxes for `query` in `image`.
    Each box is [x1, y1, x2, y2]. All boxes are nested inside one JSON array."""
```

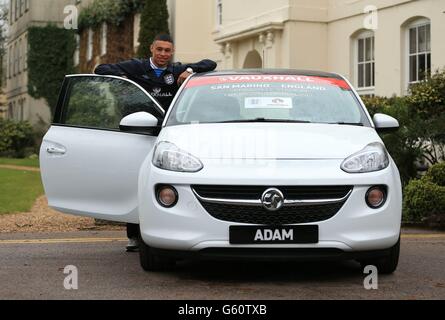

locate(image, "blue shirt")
[[150, 58, 167, 77]]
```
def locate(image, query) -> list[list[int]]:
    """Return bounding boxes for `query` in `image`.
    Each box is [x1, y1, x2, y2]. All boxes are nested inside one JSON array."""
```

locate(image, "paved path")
[[0, 164, 40, 172], [0, 230, 444, 300]]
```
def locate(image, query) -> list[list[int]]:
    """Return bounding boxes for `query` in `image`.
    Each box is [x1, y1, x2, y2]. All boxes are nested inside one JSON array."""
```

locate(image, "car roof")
[[194, 69, 344, 80]]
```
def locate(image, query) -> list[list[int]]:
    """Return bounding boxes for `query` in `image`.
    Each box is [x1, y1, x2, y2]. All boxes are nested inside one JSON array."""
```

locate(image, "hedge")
[[403, 162, 445, 224], [0, 120, 35, 158]]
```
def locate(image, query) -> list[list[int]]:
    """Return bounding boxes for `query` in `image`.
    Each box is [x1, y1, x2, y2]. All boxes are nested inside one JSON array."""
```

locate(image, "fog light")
[[366, 186, 387, 209], [156, 185, 178, 208]]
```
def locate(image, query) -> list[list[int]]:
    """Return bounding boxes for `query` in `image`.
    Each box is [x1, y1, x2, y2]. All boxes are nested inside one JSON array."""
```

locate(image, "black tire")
[[359, 238, 400, 275], [138, 234, 175, 272]]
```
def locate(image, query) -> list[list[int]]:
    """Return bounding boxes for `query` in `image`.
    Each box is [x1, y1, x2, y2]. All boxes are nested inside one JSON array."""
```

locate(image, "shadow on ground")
[[163, 259, 376, 284]]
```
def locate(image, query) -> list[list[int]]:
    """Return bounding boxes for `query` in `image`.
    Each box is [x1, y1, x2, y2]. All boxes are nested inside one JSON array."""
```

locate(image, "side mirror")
[[373, 113, 399, 134], [120, 112, 161, 135]]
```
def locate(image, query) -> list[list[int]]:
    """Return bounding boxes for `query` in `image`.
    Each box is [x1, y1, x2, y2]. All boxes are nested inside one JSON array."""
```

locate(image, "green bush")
[[403, 178, 445, 223], [424, 162, 445, 187], [0, 120, 35, 158], [362, 96, 422, 186], [361, 69, 445, 185], [408, 70, 445, 119], [406, 69, 445, 165], [361, 96, 392, 117]]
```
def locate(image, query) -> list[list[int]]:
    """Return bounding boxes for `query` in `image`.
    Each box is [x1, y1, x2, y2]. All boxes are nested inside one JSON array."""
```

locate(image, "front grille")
[[192, 185, 353, 225], [192, 185, 352, 200]]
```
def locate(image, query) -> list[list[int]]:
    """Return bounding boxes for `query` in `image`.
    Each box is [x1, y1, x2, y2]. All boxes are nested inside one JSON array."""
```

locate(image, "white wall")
[[173, 0, 221, 64], [327, 0, 445, 96]]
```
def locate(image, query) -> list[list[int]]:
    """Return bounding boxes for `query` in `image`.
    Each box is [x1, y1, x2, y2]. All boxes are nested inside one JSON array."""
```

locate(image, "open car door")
[[40, 75, 164, 223]]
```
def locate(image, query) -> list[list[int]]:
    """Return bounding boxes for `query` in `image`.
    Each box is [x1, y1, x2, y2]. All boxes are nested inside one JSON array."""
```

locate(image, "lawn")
[[0, 168, 44, 214], [0, 157, 40, 168]]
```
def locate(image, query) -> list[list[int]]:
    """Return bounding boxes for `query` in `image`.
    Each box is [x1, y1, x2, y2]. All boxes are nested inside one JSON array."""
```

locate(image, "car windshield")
[[166, 74, 370, 126]]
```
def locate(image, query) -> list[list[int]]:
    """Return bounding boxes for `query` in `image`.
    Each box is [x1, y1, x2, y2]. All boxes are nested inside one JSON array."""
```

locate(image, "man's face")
[[150, 40, 174, 67]]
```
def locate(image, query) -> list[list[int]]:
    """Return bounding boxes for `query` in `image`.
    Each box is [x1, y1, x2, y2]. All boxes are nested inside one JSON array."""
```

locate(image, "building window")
[[8, 48, 12, 78], [87, 28, 94, 61], [15, 0, 19, 20], [8, 103, 13, 119], [408, 21, 431, 84], [100, 23, 107, 56], [216, 0, 223, 26], [10, 0, 14, 25], [20, 0, 24, 16], [19, 99, 24, 121], [24, 35, 28, 70], [74, 34, 80, 67], [18, 39, 22, 73], [1, 50, 6, 84], [356, 32, 375, 90], [25, 0, 29, 11], [13, 43, 17, 76]]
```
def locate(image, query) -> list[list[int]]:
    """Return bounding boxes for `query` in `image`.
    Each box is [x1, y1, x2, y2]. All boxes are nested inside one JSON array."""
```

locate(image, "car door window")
[[60, 76, 163, 130]]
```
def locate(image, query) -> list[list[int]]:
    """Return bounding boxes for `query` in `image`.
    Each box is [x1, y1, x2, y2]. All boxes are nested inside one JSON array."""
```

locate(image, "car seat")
[[291, 96, 316, 122], [186, 94, 241, 123]]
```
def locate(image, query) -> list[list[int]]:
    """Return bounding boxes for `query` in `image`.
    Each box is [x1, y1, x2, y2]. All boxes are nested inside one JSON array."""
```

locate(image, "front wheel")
[[359, 238, 400, 275], [138, 234, 175, 272]]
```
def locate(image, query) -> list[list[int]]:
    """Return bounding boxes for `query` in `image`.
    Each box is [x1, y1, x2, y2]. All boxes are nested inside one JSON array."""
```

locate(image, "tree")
[[137, 0, 170, 58], [362, 69, 445, 185], [0, 3, 9, 87], [27, 25, 76, 118], [407, 69, 445, 165]]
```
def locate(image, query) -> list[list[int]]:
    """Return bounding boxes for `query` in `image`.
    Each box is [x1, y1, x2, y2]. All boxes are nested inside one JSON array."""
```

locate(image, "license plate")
[[230, 226, 319, 245]]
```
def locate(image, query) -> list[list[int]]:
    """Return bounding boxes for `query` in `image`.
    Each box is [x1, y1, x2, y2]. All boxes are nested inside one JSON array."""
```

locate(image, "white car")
[[40, 70, 402, 274]]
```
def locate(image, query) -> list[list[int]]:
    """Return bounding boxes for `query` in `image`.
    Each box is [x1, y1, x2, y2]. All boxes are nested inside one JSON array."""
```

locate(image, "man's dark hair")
[[153, 34, 174, 45]]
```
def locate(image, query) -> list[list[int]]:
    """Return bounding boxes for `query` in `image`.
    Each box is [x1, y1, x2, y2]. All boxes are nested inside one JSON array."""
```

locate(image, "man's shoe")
[[126, 237, 139, 252]]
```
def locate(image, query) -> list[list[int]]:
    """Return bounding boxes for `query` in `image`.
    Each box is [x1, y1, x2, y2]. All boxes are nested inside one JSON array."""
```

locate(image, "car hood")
[[158, 123, 381, 160]]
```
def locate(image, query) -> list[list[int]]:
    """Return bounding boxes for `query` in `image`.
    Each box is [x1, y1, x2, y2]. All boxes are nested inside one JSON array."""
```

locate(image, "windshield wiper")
[[330, 122, 365, 126], [218, 118, 312, 124]]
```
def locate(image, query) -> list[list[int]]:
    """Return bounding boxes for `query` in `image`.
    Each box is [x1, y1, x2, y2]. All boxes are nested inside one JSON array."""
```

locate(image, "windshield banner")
[[186, 75, 351, 90]]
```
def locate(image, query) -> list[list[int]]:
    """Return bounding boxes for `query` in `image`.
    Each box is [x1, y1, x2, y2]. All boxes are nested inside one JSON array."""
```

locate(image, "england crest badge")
[[164, 74, 175, 85]]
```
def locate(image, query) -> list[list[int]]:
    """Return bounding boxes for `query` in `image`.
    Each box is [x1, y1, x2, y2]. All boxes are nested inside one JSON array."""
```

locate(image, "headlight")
[[341, 143, 389, 173], [152, 141, 203, 172]]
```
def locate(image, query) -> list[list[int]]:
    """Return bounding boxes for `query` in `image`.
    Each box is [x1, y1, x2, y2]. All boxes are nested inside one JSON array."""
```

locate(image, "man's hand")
[[177, 71, 192, 86]]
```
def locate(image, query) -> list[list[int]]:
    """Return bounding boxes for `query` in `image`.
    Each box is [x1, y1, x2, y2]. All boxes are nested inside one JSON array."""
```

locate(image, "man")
[[95, 33, 217, 111], [95, 34, 217, 252]]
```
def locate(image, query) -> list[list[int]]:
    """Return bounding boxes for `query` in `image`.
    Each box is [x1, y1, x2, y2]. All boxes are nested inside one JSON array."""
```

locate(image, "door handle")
[[46, 146, 66, 155]]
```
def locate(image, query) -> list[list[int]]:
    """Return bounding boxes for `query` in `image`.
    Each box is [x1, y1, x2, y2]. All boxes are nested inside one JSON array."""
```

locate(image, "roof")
[[195, 69, 344, 80]]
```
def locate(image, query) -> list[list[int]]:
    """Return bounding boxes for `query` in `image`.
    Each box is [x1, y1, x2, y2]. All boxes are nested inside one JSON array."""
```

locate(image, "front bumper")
[[138, 159, 402, 254]]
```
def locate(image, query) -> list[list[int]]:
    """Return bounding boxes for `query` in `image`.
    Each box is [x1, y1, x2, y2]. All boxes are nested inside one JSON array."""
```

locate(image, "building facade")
[[173, 0, 445, 97], [75, 0, 176, 74], [3, 0, 75, 126], [5, 0, 444, 125], [75, 0, 137, 74]]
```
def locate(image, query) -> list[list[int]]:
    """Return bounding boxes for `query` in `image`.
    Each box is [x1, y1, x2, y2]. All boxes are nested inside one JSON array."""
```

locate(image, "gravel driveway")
[[0, 196, 125, 233]]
